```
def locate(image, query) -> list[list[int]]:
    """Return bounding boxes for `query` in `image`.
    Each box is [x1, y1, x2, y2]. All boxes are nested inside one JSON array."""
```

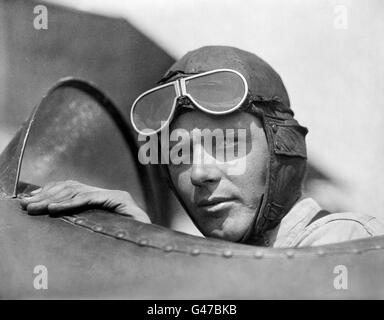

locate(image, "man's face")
[[167, 110, 268, 242]]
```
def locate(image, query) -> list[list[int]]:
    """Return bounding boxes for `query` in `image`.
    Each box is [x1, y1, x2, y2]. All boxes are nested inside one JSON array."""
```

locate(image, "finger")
[[42, 181, 76, 194], [20, 194, 44, 209], [25, 189, 83, 215], [24, 186, 79, 214], [20, 181, 88, 211], [20, 189, 57, 208], [47, 188, 76, 202], [21, 183, 77, 205], [47, 194, 91, 215], [39, 180, 78, 195], [30, 187, 42, 195], [40, 181, 61, 192], [20, 186, 51, 207], [25, 200, 52, 215]]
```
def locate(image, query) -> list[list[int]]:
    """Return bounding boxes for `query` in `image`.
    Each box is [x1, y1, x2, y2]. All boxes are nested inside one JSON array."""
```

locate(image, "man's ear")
[[249, 121, 269, 184]]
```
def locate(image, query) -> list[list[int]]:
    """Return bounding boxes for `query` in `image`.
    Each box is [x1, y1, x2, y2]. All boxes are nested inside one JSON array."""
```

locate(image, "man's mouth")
[[197, 197, 238, 212]]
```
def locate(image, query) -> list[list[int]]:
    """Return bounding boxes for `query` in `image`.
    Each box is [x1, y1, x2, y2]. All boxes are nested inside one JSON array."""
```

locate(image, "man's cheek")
[[175, 171, 194, 198], [225, 156, 247, 176]]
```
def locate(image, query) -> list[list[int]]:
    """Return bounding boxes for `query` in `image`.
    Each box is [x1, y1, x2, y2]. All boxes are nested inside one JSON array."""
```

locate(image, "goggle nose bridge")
[[172, 77, 199, 109], [172, 77, 189, 99]]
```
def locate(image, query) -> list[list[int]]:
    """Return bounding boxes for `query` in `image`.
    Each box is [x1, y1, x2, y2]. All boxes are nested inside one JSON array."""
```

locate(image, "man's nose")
[[190, 144, 221, 187]]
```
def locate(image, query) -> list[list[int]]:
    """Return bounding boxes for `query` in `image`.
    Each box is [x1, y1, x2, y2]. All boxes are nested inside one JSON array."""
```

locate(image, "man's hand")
[[19, 180, 151, 223]]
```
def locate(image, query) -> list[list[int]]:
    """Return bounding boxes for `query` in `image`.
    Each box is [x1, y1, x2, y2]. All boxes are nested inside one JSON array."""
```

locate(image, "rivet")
[[274, 141, 281, 150], [138, 238, 149, 246], [93, 225, 103, 232], [286, 250, 295, 258], [191, 248, 200, 256], [375, 244, 382, 250], [75, 218, 85, 225], [352, 248, 361, 254], [222, 250, 233, 258], [271, 124, 278, 133], [254, 250, 264, 259], [115, 231, 126, 239], [164, 244, 173, 252]]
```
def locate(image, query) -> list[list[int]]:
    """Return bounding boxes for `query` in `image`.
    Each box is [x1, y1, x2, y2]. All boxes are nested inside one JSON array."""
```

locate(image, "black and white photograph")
[[0, 0, 383, 304]]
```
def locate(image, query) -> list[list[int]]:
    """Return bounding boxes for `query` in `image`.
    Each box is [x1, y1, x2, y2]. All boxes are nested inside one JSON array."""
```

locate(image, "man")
[[20, 46, 384, 247]]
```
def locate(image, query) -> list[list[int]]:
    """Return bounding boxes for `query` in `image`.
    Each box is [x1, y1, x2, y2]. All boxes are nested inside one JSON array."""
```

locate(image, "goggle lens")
[[185, 71, 246, 112], [132, 84, 176, 133]]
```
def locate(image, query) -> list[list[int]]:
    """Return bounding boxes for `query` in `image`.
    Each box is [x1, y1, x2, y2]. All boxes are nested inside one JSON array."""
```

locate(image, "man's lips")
[[196, 197, 238, 208]]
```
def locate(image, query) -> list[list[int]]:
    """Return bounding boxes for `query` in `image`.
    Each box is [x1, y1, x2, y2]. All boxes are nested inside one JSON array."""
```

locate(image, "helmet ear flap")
[[241, 113, 308, 246]]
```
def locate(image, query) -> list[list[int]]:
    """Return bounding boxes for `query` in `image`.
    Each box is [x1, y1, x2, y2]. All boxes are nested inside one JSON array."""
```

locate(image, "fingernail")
[[31, 188, 42, 194]]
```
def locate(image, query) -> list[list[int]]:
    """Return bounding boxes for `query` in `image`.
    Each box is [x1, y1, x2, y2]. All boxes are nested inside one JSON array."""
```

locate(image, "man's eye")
[[221, 135, 239, 151], [223, 135, 241, 159]]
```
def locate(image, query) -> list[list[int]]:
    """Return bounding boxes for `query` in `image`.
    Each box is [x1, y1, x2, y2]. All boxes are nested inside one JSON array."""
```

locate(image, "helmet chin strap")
[[237, 194, 266, 245]]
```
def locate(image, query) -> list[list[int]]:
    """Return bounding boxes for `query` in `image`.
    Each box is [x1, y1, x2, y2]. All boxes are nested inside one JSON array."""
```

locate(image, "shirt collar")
[[266, 198, 322, 247]]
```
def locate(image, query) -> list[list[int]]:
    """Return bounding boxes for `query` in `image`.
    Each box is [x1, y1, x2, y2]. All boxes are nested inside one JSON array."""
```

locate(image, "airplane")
[[1, 78, 384, 299], [1, 0, 383, 299]]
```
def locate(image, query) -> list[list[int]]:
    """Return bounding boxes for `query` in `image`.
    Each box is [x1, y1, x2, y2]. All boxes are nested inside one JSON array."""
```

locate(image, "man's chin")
[[208, 228, 245, 242]]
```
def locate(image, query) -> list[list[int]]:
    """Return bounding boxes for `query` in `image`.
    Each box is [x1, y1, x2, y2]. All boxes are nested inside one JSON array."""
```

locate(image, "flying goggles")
[[130, 69, 250, 135]]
